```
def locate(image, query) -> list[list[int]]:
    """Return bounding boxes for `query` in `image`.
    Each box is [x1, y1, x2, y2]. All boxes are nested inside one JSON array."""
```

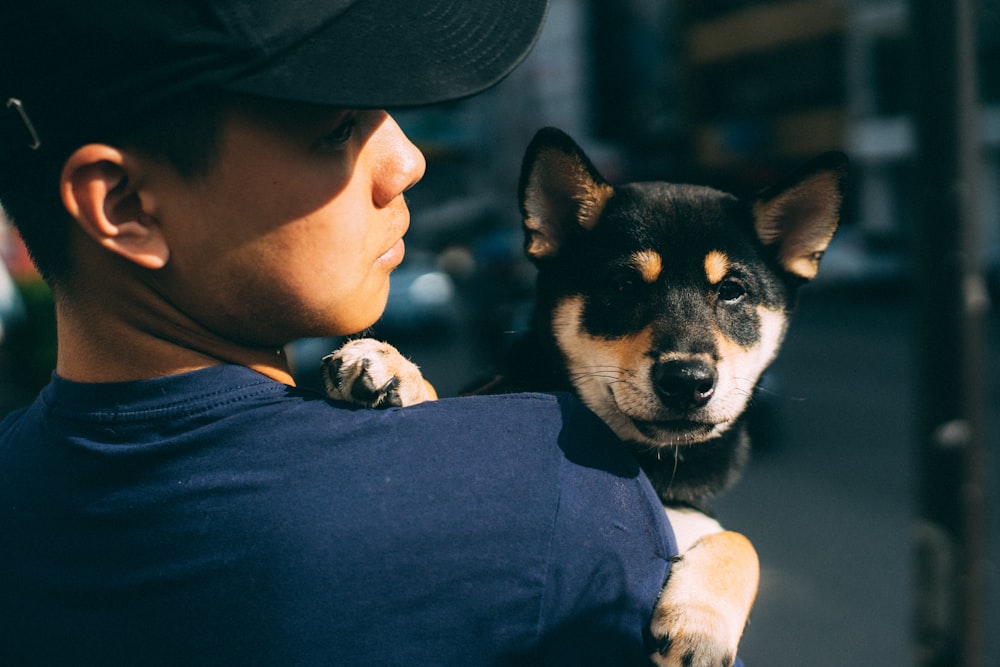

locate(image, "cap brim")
[[226, 0, 549, 108]]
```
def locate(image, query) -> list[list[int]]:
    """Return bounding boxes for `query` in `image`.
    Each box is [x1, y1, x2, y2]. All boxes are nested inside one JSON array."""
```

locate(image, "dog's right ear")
[[519, 127, 614, 262]]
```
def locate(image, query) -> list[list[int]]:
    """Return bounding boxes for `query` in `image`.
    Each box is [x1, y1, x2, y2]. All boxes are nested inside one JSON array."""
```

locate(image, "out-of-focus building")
[[593, 0, 999, 284]]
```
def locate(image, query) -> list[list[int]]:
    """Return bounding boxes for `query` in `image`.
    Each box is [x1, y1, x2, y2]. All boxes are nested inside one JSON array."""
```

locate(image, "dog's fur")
[[322, 128, 847, 667]]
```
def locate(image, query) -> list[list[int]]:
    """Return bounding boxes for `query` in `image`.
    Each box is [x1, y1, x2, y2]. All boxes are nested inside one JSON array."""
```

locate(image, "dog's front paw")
[[650, 561, 739, 667], [649, 531, 758, 667], [321, 339, 436, 409]]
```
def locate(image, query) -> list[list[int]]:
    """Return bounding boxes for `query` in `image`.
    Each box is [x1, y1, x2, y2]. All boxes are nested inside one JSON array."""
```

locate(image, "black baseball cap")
[[1, 0, 549, 152]]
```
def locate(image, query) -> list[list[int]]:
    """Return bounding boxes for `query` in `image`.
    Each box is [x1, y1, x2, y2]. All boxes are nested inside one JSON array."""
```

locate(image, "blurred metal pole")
[[911, 0, 988, 666]]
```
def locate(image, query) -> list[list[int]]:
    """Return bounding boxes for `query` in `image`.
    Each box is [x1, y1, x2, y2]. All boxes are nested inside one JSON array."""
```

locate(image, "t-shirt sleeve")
[[525, 393, 677, 665]]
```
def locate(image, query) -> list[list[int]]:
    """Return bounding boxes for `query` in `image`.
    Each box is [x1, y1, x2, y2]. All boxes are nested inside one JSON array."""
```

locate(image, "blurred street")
[[714, 284, 999, 666]]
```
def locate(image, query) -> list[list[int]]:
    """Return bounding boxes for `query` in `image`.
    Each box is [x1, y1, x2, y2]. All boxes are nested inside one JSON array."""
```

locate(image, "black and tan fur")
[[323, 127, 847, 667]]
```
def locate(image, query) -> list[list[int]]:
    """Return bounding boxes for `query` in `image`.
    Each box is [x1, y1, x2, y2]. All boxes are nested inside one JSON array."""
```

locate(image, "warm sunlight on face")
[[142, 103, 427, 346]]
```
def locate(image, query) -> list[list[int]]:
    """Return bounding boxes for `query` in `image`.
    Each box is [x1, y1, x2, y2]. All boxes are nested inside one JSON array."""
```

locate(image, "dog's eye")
[[611, 273, 638, 294], [717, 279, 747, 303]]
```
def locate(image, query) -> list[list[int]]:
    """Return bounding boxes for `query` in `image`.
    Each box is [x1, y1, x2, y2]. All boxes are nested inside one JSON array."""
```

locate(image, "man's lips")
[[378, 212, 409, 268], [378, 237, 405, 267]]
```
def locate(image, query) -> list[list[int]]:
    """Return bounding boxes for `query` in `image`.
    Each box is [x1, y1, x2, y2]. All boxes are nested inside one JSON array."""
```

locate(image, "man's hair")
[[0, 92, 229, 287]]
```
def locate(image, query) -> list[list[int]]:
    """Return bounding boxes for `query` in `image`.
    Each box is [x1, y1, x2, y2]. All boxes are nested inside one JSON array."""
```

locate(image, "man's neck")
[[53, 289, 295, 386]]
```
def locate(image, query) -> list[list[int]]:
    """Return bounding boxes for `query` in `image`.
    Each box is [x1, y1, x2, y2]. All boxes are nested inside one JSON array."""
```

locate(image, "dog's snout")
[[653, 359, 717, 409]]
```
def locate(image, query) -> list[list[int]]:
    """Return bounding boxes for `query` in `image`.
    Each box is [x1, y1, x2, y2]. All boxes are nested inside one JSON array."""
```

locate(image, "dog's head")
[[519, 127, 847, 449]]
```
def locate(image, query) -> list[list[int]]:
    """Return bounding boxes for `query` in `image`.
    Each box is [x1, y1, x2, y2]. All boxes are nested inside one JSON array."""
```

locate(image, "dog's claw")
[[649, 568, 742, 666], [348, 361, 401, 408], [652, 628, 734, 667], [321, 339, 435, 409], [650, 587, 741, 667], [649, 529, 755, 667]]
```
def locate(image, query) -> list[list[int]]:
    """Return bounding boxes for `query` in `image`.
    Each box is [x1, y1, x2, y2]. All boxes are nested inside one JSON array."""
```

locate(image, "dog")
[[322, 127, 847, 667]]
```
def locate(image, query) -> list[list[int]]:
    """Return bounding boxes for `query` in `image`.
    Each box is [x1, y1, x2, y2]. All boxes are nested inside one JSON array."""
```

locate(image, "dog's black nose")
[[653, 359, 717, 409]]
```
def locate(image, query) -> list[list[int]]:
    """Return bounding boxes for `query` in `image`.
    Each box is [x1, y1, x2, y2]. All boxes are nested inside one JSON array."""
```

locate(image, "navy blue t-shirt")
[[0, 365, 679, 665]]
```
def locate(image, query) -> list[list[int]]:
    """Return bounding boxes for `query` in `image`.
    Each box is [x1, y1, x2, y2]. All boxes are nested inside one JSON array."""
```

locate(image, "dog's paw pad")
[[652, 625, 735, 667], [649, 560, 742, 667], [321, 339, 433, 409]]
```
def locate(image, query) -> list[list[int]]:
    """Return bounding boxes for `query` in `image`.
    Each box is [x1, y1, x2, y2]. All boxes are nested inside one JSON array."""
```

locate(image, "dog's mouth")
[[597, 385, 729, 446], [629, 418, 719, 445], [593, 382, 739, 447]]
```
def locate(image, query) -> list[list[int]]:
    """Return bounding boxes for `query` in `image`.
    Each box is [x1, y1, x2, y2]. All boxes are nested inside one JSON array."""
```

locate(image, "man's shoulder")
[[3, 365, 623, 471], [0, 365, 675, 666], [279, 379, 612, 448]]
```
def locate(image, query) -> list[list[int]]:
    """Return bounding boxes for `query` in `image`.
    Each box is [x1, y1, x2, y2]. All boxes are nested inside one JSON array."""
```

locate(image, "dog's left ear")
[[752, 151, 848, 281], [519, 127, 614, 262]]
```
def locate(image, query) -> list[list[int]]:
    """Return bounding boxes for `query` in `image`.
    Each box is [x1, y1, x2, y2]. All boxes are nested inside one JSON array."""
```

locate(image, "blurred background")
[[1, 0, 997, 664]]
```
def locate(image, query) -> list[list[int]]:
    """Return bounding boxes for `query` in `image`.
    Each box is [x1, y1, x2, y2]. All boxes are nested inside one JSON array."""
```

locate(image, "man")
[[0, 1, 721, 665]]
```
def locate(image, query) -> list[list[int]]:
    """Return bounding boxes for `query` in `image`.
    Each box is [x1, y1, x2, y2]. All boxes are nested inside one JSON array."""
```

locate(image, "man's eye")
[[314, 117, 356, 151]]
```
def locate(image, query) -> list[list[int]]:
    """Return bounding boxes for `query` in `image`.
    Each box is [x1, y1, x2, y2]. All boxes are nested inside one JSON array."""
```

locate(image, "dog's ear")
[[752, 151, 848, 280], [519, 127, 614, 261]]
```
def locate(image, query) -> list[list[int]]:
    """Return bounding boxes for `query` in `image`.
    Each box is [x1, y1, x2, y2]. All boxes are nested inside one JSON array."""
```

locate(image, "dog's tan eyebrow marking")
[[704, 250, 730, 285], [630, 250, 663, 283]]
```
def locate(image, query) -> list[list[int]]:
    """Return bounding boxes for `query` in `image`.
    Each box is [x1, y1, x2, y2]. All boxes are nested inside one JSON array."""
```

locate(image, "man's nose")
[[372, 114, 426, 208]]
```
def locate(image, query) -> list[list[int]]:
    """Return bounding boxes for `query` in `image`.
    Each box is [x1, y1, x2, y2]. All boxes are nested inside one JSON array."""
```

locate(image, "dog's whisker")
[[566, 368, 630, 382]]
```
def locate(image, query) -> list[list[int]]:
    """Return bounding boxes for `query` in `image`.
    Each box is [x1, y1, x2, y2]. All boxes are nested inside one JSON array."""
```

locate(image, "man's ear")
[[60, 144, 170, 270]]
